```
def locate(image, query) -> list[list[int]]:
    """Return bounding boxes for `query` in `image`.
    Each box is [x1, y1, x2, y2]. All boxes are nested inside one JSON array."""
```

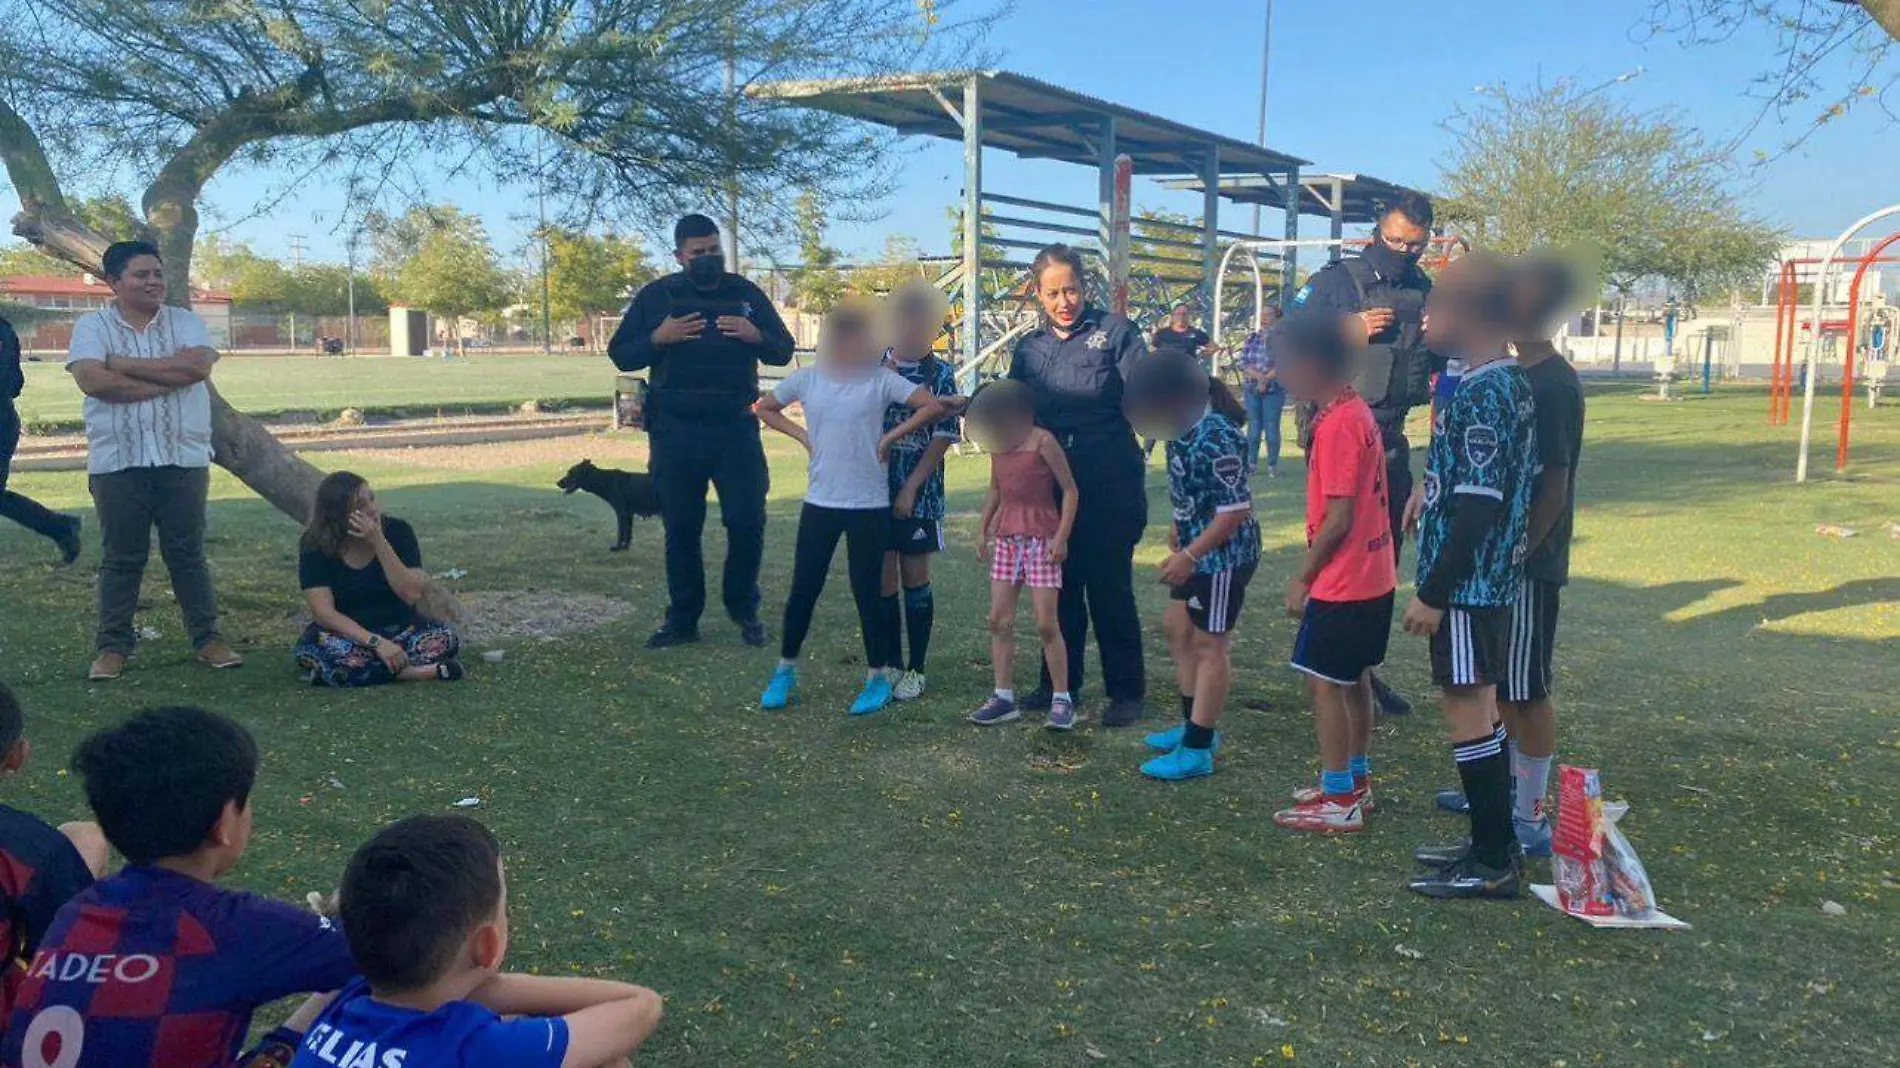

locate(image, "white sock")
[[995, 688, 1014, 701], [1513, 750, 1553, 822], [778, 658, 798, 670], [1053, 691, 1073, 703]]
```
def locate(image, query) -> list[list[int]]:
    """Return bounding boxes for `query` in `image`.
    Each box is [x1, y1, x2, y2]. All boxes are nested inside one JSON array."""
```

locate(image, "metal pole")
[[1096, 116, 1118, 284], [961, 76, 983, 369], [1202, 147, 1221, 334], [1279, 165, 1299, 306], [345, 232, 357, 356], [536, 136, 551, 353], [1250, 0, 1273, 237]]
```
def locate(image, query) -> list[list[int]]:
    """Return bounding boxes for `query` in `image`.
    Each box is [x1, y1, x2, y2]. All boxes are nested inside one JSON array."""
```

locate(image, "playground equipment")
[[1864, 306, 1895, 408], [1790, 204, 1900, 482]]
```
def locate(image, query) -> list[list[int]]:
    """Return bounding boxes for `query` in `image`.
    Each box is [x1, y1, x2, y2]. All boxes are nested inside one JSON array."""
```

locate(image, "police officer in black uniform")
[[0, 313, 82, 563], [609, 215, 796, 648], [1008, 244, 1151, 726], [1289, 192, 1439, 717]]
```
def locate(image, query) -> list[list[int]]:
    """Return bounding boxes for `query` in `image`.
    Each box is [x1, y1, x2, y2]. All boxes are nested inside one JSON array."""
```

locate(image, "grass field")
[[13, 353, 624, 428], [2, 384, 1897, 1067]]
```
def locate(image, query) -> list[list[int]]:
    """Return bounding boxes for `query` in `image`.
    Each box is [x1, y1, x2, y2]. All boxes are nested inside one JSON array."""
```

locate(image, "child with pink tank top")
[[967, 381, 1081, 730]]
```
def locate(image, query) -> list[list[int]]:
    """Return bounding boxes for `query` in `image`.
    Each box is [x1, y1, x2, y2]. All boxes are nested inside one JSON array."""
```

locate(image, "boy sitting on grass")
[[2, 706, 356, 1068], [293, 815, 663, 1068], [0, 682, 109, 1015]]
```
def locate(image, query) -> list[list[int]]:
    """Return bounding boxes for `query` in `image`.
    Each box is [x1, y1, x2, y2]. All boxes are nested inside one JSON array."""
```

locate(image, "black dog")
[[557, 459, 661, 552]]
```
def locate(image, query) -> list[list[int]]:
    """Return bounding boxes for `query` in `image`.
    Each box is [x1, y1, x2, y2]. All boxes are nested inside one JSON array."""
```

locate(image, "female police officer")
[[1006, 244, 1150, 726]]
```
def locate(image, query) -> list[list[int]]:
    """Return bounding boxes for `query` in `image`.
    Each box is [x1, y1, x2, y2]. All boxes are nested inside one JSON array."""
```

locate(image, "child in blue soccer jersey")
[[291, 816, 663, 1068], [1125, 351, 1262, 781], [1398, 253, 1539, 900], [3, 706, 356, 1068], [879, 281, 963, 701]]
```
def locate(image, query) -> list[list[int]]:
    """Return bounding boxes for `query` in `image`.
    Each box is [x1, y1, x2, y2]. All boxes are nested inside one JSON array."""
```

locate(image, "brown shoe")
[[197, 642, 245, 670], [87, 652, 127, 681]]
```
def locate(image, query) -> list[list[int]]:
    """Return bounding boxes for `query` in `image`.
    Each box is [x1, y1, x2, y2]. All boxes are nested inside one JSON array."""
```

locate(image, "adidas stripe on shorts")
[[1170, 562, 1257, 635], [1503, 579, 1562, 703], [889, 516, 944, 556], [1429, 604, 1510, 688]]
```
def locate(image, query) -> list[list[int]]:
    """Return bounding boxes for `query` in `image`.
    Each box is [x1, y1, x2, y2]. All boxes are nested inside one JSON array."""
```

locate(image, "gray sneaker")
[[969, 694, 1019, 725], [1045, 695, 1077, 731]]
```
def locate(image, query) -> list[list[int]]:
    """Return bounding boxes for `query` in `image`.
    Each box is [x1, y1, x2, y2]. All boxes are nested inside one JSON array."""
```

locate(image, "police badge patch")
[[1086, 330, 1110, 350], [1463, 424, 1499, 469], [1423, 469, 1442, 507]]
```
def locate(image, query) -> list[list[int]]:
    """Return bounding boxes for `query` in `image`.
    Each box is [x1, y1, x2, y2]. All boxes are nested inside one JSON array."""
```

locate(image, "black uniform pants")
[[1038, 430, 1148, 701], [650, 412, 768, 631], [0, 401, 72, 544], [1386, 437, 1414, 563]]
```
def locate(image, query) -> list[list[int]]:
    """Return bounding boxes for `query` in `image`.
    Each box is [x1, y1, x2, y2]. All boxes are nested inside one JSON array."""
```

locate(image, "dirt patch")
[[455, 589, 636, 646]]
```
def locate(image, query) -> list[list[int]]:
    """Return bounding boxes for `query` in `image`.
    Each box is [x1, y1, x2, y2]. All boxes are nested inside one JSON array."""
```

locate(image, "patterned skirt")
[[294, 618, 460, 687]]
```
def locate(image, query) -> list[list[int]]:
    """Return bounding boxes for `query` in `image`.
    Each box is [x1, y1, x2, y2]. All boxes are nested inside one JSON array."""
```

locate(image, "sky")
[[5, 0, 1897, 267]]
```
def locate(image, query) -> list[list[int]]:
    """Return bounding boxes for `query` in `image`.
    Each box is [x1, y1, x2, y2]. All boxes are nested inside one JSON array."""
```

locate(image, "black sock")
[[903, 584, 934, 671], [1180, 693, 1196, 722], [1453, 732, 1514, 868], [1184, 722, 1215, 750]]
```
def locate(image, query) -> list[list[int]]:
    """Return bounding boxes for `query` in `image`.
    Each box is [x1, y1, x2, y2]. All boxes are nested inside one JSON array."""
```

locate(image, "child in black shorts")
[[1126, 351, 1262, 781]]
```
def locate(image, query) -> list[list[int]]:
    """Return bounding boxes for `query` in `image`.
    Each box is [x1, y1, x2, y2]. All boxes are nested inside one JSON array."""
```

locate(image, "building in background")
[[0, 274, 234, 350]]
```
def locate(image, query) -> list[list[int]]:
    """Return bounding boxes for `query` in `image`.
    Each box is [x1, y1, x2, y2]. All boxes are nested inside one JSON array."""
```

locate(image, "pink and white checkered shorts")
[[991, 535, 1063, 589]]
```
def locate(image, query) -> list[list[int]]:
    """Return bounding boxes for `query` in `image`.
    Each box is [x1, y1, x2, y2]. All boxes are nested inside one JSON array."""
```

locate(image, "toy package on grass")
[[1539, 765, 1686, 929]]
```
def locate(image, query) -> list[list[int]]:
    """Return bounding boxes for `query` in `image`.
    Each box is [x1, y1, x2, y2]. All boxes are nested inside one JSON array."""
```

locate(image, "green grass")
[[2, 384, 1897, 1067], [14, 353, 621, 427]]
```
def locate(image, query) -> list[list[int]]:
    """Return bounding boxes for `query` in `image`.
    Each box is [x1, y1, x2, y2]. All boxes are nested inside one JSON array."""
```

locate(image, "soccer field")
[[1, 385, 1896, 1066], [12, 353, 624, 427]]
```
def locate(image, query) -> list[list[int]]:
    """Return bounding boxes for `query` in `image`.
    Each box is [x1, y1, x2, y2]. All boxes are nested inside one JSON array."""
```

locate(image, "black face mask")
[[1363, 237, 1422, 278], [686, 252, 725, 289]]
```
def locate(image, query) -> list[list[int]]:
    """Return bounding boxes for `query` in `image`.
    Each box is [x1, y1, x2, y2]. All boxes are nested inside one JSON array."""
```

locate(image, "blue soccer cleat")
[[1141, 745, 1216, 781], [849, 673, 895, 717], [760, 665, 797, 710]]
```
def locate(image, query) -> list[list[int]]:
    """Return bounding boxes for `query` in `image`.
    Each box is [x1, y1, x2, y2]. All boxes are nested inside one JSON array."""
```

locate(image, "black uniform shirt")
[[607, 272, 796, 421], [1, 317, 22, 401], [1007, 307, 1148, 439]]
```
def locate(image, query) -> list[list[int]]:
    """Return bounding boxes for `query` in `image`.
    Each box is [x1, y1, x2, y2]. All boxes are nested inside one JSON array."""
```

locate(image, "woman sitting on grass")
[[295, 471, 464, 686]]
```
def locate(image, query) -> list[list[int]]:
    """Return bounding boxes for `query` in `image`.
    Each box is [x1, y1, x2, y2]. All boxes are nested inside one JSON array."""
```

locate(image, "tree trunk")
[[1861, 2, 1900, 43]]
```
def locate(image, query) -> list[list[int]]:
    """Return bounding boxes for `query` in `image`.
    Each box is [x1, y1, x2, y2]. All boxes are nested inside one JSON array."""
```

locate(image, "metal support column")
[[1201, 148, 1221, 332], [1280, 165, 1301, 305], [1096, 117, 1118, 270], [1327, 178, 1345, 263], [961, 76, 983, 368]]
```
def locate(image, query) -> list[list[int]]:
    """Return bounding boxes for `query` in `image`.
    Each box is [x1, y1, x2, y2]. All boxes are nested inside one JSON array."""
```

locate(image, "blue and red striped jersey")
[[0, 805, 96, 1017], [1, 867, 357, 1068]]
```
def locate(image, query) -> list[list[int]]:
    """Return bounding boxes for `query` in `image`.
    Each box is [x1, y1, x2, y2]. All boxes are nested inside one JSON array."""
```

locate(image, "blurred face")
[[1127, 389, 1204, 443], [1170, 306, 1190, 330], [1276, 351, 1325, 404], [1036, 263, 1083, 331], [820, 312, 879, 370], [894, 295, 939, 355], [1426, 261, 1505, 355], [109, 254, 166, 314]]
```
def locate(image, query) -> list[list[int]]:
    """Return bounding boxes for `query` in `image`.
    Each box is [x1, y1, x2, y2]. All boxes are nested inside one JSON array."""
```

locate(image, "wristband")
[[1184, 548, 1201, 564]]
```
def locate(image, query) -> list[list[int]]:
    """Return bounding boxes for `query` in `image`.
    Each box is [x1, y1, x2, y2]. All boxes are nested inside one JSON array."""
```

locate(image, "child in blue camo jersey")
[[879, 281, 962, 701], [1126, 350, 1261, 781]]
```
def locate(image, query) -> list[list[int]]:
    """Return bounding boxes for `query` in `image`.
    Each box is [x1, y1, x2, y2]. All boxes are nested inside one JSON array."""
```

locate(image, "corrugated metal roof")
[[1159, 172, 1427, 223], [748, 70, 1309, 176]]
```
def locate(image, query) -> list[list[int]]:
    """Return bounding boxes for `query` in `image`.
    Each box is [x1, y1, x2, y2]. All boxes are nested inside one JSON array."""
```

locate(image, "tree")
[[1437, 79, 1784, 310], [0, 0, 988, 520], [789, 189, 846, 313], [0, 195, 147, 276], [547, 230, 657, 328], [1644, 2, 1897, 155], [385, 208, 511, 345], [850, 234, 932, 295]]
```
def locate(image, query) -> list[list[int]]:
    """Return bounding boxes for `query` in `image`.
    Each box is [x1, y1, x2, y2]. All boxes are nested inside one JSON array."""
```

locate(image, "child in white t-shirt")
[[754, 302, 944, 716]]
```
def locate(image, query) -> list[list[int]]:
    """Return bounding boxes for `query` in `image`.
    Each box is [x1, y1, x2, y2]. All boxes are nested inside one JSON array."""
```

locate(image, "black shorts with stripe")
[[1503, 579, 1562, 703], [1171, 562, 1257, 635], [1429, 604, 1510, 688], [1291, 593, 1395, 685], [888, 516, 944, 555]]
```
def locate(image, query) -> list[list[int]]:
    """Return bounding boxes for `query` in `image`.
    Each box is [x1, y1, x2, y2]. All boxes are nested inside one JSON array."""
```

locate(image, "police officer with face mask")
[[1290, 192, 1439, 717], [610, 214, 796, 649]]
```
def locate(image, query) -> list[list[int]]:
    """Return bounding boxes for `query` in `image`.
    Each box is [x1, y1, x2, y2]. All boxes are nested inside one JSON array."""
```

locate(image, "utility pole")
[[723, 17, 741, 271], [287, 233, 305, 351], [536, 135, 552, 353], [345, 230, 357, 356], [1251, 0, 1274, 237]]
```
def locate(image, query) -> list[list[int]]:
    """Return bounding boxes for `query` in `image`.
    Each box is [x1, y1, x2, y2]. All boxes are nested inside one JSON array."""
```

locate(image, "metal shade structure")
[[1161, 172, 1428, 257], [749, 70, 1313, 372]]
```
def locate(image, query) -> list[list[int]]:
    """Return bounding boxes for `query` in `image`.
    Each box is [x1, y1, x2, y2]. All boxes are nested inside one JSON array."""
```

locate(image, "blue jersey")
[[1415, 359, 1537, 608], [1166, 410, 1261, 575], [291, 978, 569, 1068], [881, 352, 960, 520]]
